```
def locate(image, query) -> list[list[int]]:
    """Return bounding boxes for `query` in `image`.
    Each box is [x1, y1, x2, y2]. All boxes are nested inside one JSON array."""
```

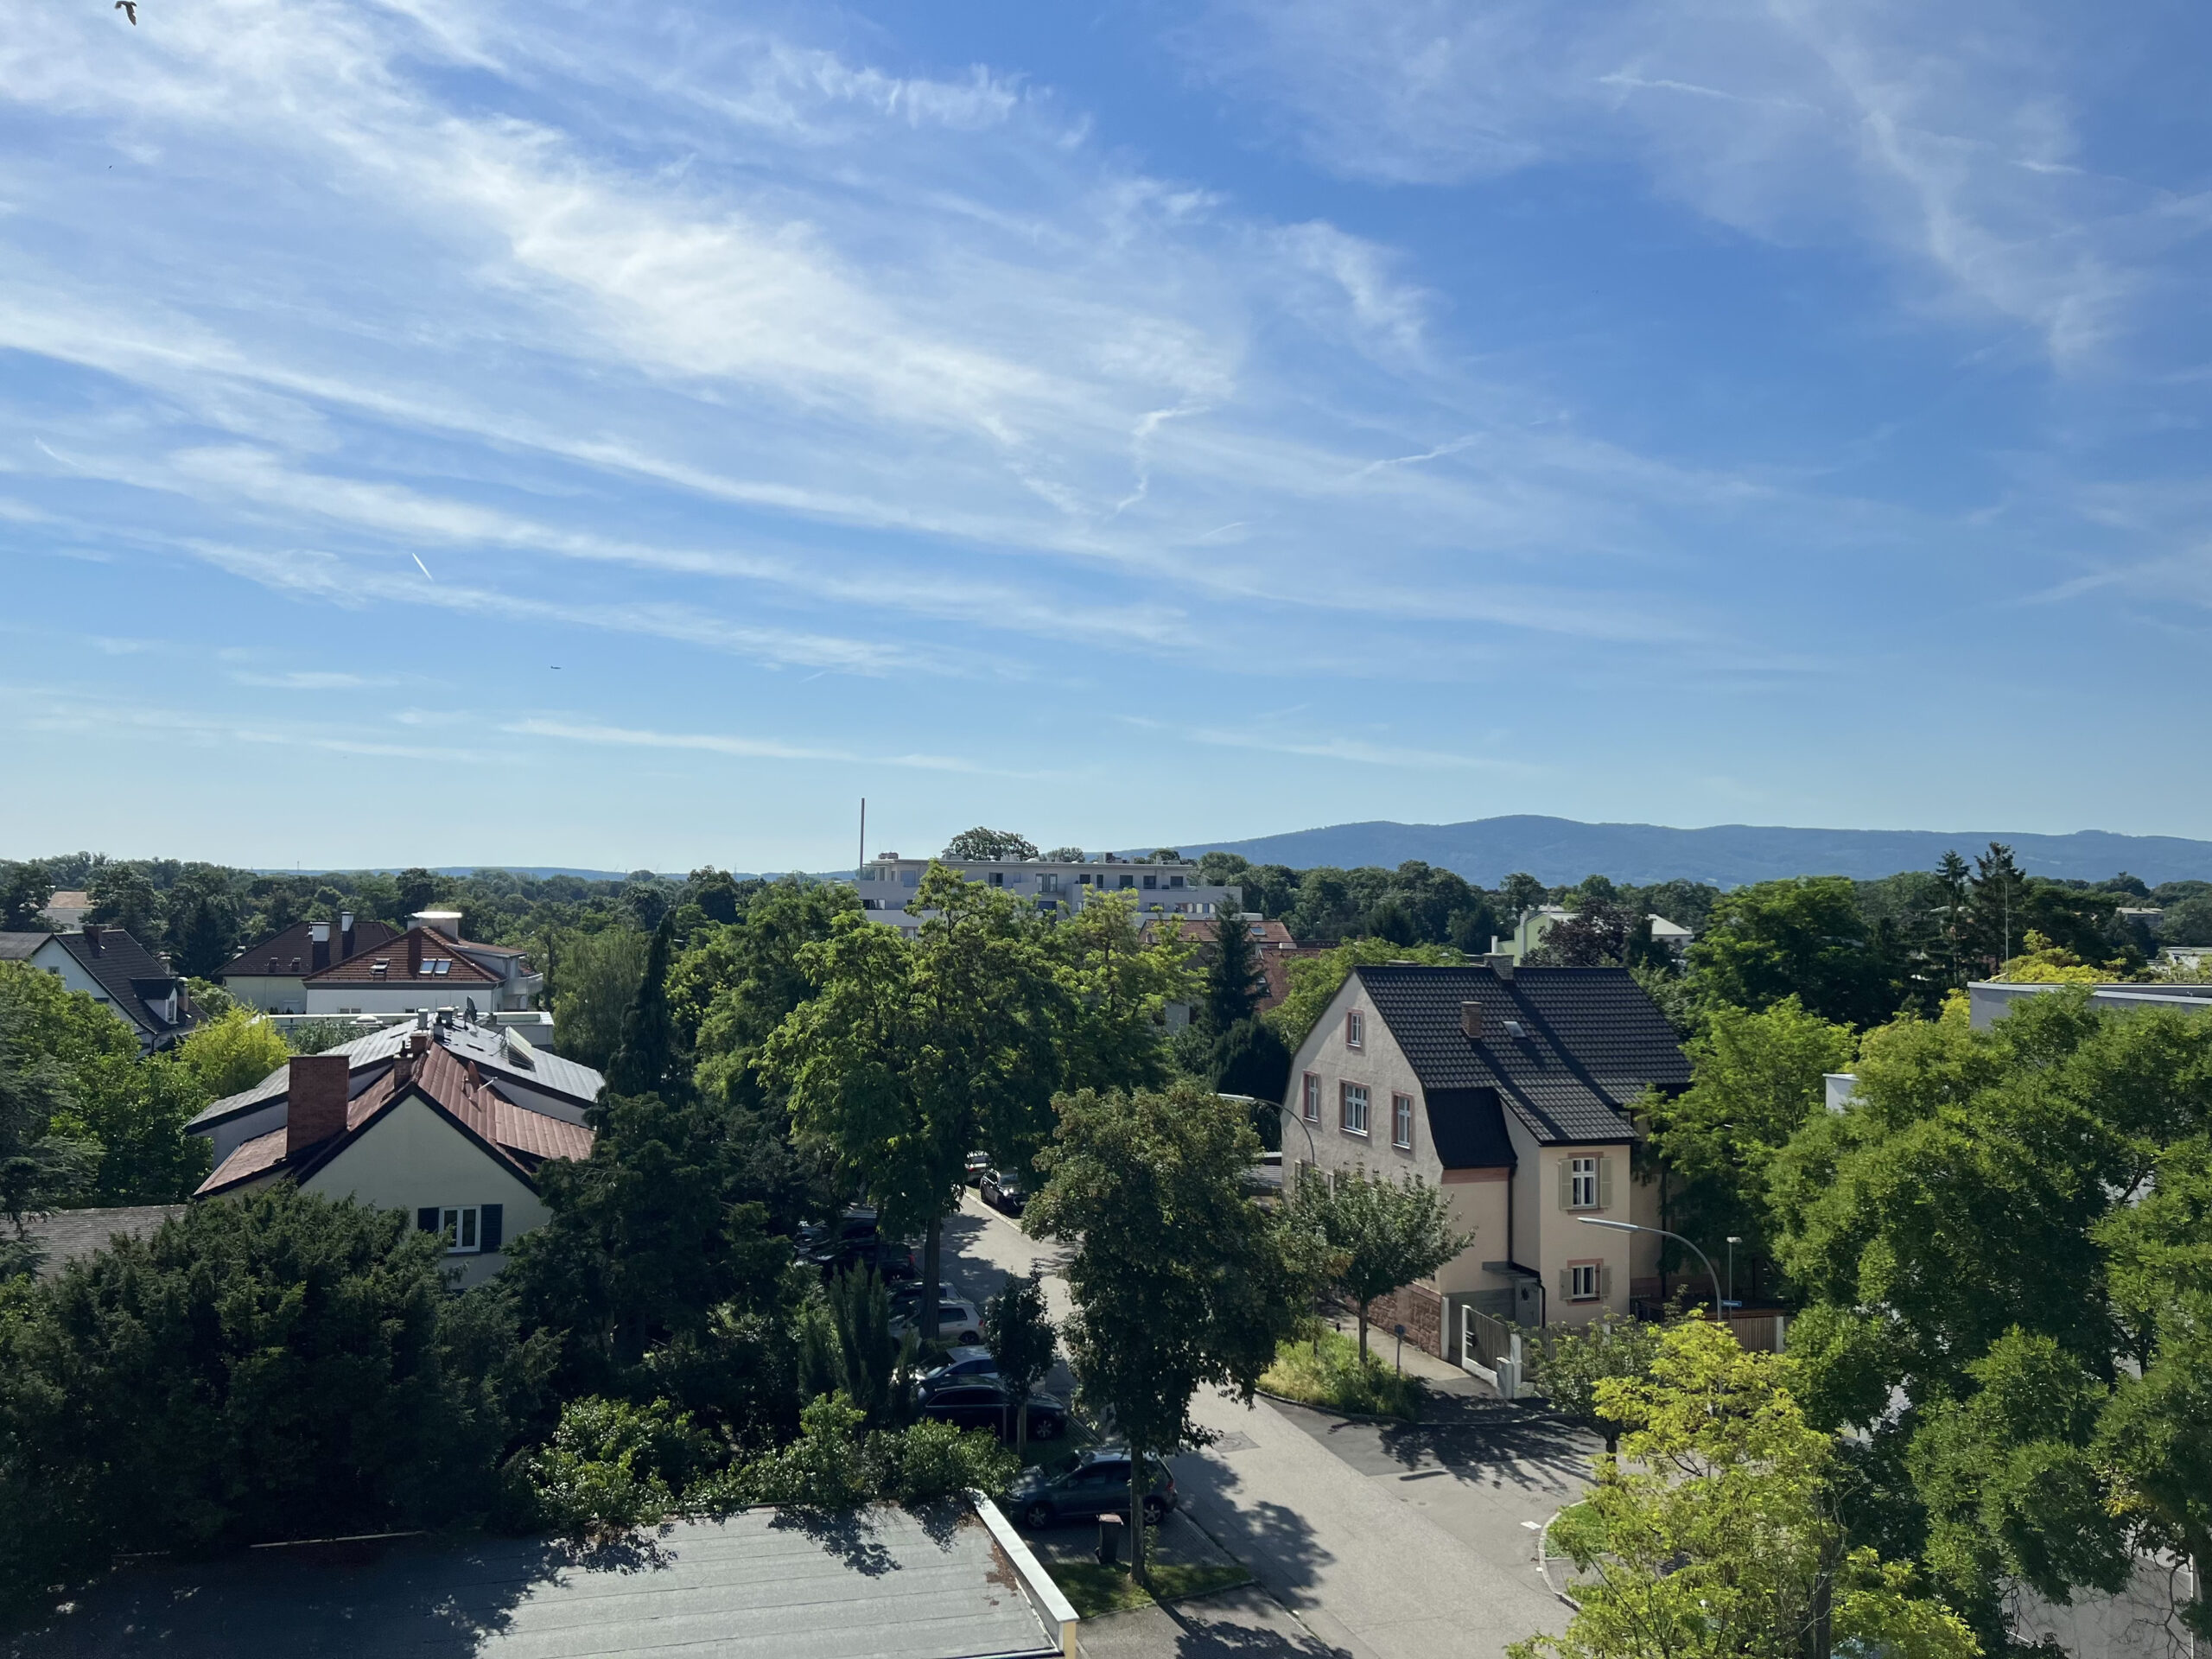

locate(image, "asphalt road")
[[939, 1189, 1588, 1659]]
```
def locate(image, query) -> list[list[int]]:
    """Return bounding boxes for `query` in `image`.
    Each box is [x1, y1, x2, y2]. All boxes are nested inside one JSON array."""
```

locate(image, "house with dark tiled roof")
[[298, 912, 542, 1016], [195, 1023, 598, 1287], [16, 925, 198, 1052], [217, 912, 400, 1014], [1284, 960, 1689, 1357]]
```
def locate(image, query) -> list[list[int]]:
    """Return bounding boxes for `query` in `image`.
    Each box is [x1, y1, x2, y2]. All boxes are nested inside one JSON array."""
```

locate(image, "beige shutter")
[[1600, 1266, 1614, 1305], [1557, 1159, 1572, 1211], [1557, 1268, 1572, 1303], [1599, 1155, 1614, 1211]]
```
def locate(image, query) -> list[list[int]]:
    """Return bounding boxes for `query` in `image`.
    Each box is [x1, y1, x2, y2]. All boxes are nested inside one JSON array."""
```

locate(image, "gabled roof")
[[217, 918, 399, 980], [40, 929, 193, 1043], [304, 926, 499, 987], [1355, 963, 1688, 1145], [197, 1039, 594, 1198], [186, 1018, 604, 1135], [0, 932, 49, 961]]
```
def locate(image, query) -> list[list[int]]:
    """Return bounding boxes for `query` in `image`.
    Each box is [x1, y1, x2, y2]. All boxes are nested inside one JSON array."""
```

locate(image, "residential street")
[[940, 1191, 1591, 1659]]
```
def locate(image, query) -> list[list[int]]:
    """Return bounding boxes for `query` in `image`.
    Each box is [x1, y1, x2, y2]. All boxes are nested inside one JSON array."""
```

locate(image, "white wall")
[[28, 938, 156, 1048], [305, 982, 501, 1016]]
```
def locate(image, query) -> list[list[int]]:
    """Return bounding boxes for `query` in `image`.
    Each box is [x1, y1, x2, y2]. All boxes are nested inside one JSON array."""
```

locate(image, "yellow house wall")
[[1503, 1114, 1634, 1325], [300, 1095, 550, 1289]]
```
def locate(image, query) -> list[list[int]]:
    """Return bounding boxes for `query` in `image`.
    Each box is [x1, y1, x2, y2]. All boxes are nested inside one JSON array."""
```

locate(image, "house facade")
[[14, 925, 197, 1052], [194, 1025, 598, 1287], [1284, 961, 1688, 1359], [858, 853, 1241, 935]]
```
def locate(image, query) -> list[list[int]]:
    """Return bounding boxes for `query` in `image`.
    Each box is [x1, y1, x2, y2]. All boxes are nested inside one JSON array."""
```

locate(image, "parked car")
[[964, 1152, 991, 1185], [979, 1168, 1029, 1216], [1007, 1448, 1175, 1529], [918, 1344, 1000, 1387], [916, 1381, 1067, 1441], [888, 1281, 957, 1317], [890, 1297, 984, 1345]]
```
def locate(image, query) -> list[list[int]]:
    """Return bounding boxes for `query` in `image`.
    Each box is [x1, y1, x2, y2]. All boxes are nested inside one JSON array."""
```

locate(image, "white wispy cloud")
[[503, 717, 998, 775]]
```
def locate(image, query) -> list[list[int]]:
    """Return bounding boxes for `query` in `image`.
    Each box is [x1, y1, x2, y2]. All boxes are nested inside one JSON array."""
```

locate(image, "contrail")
[[411, 553, 435, 581]]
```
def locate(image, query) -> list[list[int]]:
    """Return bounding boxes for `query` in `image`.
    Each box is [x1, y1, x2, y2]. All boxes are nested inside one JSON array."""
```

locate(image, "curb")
[[1253, 1386, 1421, 1425]]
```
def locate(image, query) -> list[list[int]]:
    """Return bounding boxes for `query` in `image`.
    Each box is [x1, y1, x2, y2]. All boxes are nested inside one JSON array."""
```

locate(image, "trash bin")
[[1096, 1512, 1123, 1567]]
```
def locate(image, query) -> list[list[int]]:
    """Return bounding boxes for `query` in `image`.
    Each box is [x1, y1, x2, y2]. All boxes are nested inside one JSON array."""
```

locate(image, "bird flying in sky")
[[115, 1, 137, 22]]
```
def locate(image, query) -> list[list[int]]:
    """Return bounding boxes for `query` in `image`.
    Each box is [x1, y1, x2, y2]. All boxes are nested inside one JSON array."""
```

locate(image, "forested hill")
[[1161, 816, 2212, 888]]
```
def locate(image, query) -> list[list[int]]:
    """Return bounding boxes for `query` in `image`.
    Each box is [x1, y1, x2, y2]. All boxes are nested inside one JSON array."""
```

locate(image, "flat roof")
[[14, 1506, 1067, 1659]]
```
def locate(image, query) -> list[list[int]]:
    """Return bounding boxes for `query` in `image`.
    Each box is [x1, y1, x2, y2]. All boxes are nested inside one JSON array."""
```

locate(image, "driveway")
[[939, 1192, 1586, 1659]]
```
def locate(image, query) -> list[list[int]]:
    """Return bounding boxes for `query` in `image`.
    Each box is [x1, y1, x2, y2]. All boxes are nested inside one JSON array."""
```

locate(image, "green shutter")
[[1598, 1156, 1614, 1211], [480, 1204, 503, 1252]]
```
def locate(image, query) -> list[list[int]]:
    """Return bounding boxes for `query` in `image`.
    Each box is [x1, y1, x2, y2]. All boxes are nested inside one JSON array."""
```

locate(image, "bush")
[[515, 1396, 706, 1536], [1259, 1324, 1425, 1420], [684, 1393, 1018, 1519], [0, 1190, 551, 1615], [175, 1009, 291, 1099]]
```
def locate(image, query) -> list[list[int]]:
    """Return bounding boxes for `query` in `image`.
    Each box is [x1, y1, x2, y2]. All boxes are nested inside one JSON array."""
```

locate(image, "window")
[[1568, 1156, 1598, 1209], [1168, 874, 1185, 889], [1118, 874, 1135, 890], [1568, 1262, 1599, 1302], [988, 872, 1004, 887], [1344, 1009, 1364, 1049], [1340, 1081, 1370, 1136], [1142, 874, 1158, 889], [1040, 873, 1059, 893], [901, 868, 919, 887], [1301, 1072, 1322, 1123], [442, 1206, 480, 1254], [1393, 1093, 1414, 1150]]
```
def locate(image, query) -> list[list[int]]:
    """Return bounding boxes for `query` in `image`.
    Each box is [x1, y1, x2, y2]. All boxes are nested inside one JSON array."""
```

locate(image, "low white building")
[[1968, 979, 2212, 1029], [857, 853, 1240, 935]]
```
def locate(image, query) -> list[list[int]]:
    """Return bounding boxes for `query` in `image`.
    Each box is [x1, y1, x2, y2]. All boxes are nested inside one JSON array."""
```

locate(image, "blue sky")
[[3, 0, 2209, 872]]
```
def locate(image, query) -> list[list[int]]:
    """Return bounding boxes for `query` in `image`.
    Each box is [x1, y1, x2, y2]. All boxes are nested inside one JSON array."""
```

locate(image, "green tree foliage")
[[1514, 1322, 1978, 1659], [174, 1007, 291, 1100], [1027, 1082, 1311, 1585], [0, 1040, 94, 1275], [1527, 896, 1667, 969], [1202, 909, 1265, 1038], [516, 1395, 706, 1536], [1048, 893, 1192, 1096], [86, 864, 162, 948], [982, 1267, 1058, 1452], [1288, 1166, 1470, 1357], [768, 866, 1064, 1338], [605, 915, 684, 1102], [2160, 892, 2212, 947], [798, 1267, 912, 1427], [551, 926, 651, 1073], [1688, 876, 1901, 1028], [396, 867, 443, 920], [0, 861, 53, 932], [1211, 1017, 1292, 1113], [941, 827, 1038, 861], [0, 1191, 552, 1614], [1649, 997, 1856, 1302], [1266, 938, 1461, 1048], [1525, 1315, 1665, 1453], [706, 1392, 1017, 1516], [1767, 990, 2212, 1640], [686, 880, 861, 1112], [162, 867, 240, 978]]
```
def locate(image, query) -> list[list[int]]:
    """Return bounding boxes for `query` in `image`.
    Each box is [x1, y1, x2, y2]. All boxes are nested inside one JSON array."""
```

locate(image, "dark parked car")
[[798, 1210, 918, 1281], [915, 1380, 1068, 1441], [1007, 1449, 1175, 1529], [918, 1344, 1000, 1387], [979, 1168, 1028, 1216]]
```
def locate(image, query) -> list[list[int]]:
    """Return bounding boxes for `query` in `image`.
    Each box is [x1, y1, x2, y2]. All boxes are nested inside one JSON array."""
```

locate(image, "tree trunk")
[[921, 1213, 943, 1344], [1128, 1450, 1147, 1587], [1014, 1387, 1027, 1457], [1357, 1300, 1370, 1362]]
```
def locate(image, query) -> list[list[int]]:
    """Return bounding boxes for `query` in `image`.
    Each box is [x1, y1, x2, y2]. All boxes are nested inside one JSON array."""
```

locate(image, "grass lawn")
[[1259, 1325, 1426, 1420], [1045, 1559, 1252, 1618]]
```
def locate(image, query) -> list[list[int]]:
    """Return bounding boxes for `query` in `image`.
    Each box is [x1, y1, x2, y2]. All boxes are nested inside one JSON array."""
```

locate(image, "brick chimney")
[[407, 928, 423, 978], [309, 920, 331, 974], [286, 1054, 350, 1157], [1460, 1000, 1484, 1040], [84, 924, 103, 956]]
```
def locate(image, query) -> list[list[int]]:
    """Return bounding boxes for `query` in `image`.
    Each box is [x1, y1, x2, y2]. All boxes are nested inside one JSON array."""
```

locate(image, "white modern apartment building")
[[858, 854, 1241, 935]]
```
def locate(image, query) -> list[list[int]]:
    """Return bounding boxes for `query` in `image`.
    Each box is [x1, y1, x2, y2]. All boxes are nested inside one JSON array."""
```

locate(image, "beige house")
[[195, 1029, 595, 1287], [1284, 961, 1688, 1359]]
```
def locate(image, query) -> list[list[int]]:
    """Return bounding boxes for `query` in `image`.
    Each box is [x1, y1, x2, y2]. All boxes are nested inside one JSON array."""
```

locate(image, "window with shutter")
[[480, 1204, 504, 1252]]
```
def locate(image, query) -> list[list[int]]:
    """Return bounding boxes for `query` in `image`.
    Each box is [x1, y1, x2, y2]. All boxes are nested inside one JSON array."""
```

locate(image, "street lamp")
[[1249, 1098, 1319, 1171], [1576, 1217, 1724, 1316], [1725, 1236, 1743, 1311]]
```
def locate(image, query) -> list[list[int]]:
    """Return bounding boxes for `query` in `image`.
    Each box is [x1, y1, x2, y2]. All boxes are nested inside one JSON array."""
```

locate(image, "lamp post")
[[1725, 1236, 1742, 1311], [1576, 1217, 1724, 1317], [1254, 1099, 1319, 1176]]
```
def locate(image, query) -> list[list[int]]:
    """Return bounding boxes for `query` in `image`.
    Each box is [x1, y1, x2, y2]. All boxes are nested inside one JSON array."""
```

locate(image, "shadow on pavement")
[[1266, 1394, 1595, 1501]]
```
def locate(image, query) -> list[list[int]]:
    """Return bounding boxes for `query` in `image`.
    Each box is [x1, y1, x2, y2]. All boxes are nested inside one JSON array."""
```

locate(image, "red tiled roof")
[[195, 1038, 593, 1197], [303, 926, 499, 986]]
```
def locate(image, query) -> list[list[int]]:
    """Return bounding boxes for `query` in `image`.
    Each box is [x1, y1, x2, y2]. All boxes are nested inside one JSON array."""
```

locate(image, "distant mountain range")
[[1158, 816, 2212, 889]]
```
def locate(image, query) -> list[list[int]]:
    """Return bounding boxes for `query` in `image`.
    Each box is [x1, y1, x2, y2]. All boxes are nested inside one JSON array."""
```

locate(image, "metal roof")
[[10, 1506, 1068, 1659]]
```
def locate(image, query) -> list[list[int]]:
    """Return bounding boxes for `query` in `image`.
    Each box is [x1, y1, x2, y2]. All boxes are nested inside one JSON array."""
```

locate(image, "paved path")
[[941, 1192, 1584, 1659]]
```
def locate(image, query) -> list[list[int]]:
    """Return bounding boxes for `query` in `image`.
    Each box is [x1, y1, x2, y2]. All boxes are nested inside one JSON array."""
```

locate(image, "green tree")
[[396, 866, 442, 921], [0, 1191, 551, 1615], [1048, 892, 1192, 1096], [1202, 909, 1264, 1038], [1649, 997, 1856, 1302], [1525, 1315, 1665, 1454], [1688, 876, 1900, 1028], [0, 861, 54, 932], [1514, 1321, 1977, 1659], [686, 880, 861, 1112], [0, 1040, 94, 1276], [942, 828, 1038, 861], [768, 866, 1065, 1341], [798, 1266, 911, 1427], [1265, 938, 1460, 1048], [605, 915, 685, 1102], [1499, 871, 1548, 920], [174, 1007, 291, 1100], [86, 863, 162, 948], [551, 926, 651, 1073], [982, 1267, 1058, 1453], [1527, 896, 1664, 969], [1027, 1082, 1311, 1585], [1211, 1017, 1292, 1115], [1289, 1166, 1470, 1358], [162, 868, 239, 978]]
